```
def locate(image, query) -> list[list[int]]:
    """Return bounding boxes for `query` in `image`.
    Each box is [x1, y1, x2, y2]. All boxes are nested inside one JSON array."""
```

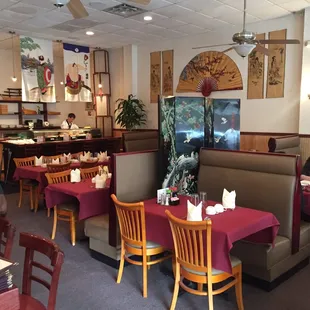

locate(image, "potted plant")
[[114, 94, 147, 130]]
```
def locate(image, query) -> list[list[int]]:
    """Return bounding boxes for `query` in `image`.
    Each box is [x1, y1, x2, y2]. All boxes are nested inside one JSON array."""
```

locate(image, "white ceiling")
[[0, 0, 308, 49]]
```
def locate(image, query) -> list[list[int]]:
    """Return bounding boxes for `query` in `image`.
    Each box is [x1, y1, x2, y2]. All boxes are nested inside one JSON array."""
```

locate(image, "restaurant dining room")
[[1, 0, 310, 309]]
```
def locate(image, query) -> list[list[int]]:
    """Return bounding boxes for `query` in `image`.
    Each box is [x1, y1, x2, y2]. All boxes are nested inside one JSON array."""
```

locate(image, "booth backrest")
[[268, 135, 300, 155], [123, 131, 158, 152], [197, 149, 300, 241]]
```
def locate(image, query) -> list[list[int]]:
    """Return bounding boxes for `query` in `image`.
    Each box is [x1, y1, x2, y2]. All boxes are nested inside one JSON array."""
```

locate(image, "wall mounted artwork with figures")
[[266, 29, 286, 98], [150, 51, 161, 103], [159, 96, 240, 195], [162, 50, 173, 96], [176, 51, 243, 97], [247, 33, 265, 99]]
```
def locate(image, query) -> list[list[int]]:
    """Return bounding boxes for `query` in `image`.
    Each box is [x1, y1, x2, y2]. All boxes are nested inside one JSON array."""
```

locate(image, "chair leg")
[[51, 206, 57, 240], [235, 266, 244, 310], [147, 255, 151, 270], [34, 187, 39, 213], [70, 213, 76, 246], [29, 186, 33, 210], [117, 240, 125, 284], [18, 180, 23, 208], [170, 263, 180, 310], [142, 252, 148, 298], [207, 273, 214, 310]]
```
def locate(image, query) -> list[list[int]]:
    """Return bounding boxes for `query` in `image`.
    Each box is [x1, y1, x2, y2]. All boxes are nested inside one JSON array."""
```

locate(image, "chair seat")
[[183, 255, 241, 276], [126, 240, 162, 249], [19, 294, 46, 310], [57, 203, 79, 212]]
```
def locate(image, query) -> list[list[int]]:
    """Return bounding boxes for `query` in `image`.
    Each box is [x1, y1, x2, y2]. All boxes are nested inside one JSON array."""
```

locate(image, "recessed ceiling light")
[[86, 31, 94, 36], [144, 15, 152, 21]]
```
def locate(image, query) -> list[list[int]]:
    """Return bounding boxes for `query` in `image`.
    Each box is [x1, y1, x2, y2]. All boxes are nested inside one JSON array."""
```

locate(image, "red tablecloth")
[[44, 178, 111, 220], [13, 160, 110, 193], [144, 196, 279, 274]]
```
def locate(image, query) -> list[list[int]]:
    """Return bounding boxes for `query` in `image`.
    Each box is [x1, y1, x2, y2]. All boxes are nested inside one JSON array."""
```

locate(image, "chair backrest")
[[268, 135, 300, 155], [47, 162, 71, 173], [13, 156, 35, 167], [0, 217, 16, 260], [165, 210, 212, 276], [43, 154, 62, 161], [80, 166, 99, 179], [46, 170, 71, 185], [123, 131, 158, 152], [80, 159, 99, 169], [71, 152, 82, 159], [19, 232, 64, 310], [111, 194, 146, 249]]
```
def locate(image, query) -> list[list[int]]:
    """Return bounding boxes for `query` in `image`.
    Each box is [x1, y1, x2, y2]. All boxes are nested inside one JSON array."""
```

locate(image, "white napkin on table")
[[80, 154, 88, 162], [91, 174, 107, 188], [70, 169, 81, 183], [187, 200, 202, 221], [84, 151, 91, 159], [35, 156, 43, 166], [63, 153, 71, 162], [97, 151, 107, 162], [222, 189, 236, 210], [52, 158, 60, 164]]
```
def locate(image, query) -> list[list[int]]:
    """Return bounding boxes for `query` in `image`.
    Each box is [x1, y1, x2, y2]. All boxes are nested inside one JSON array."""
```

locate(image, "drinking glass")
[[199, 191, 207, 207], [190, 194, 199, 206]]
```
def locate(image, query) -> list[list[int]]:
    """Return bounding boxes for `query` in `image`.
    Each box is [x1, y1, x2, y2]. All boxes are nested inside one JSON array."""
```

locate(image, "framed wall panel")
[[150, 51, 161, 103], [162, 50, 173, 96]]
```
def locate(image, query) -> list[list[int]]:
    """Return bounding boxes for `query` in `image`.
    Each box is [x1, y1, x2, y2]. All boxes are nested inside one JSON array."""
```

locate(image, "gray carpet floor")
[[4, 192, 310, 310]]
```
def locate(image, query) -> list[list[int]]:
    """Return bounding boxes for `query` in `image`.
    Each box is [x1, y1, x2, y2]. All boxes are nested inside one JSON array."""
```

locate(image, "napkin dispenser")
[[70, 169, 81, 183], [157, 188, 168, 204]]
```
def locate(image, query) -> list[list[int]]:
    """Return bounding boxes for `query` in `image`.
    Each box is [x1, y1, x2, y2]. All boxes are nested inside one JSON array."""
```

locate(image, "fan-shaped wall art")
[[176, 51, 243, 97]]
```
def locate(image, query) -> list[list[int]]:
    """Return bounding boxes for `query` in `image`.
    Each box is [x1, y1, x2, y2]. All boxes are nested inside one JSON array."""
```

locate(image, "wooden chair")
[[19, 232, 64, 310], [46, 162, 71, 173], [0, 217, 16, 260], [80, 166, 99, 179], [13, 156, 37, 210], [71, 152, 82, 159], [45, 170, 79, 246], [80, 159, 98, 169], [165, 210, 244, 310], [43, 154, 62, 162], [111, 194, 171, 298]]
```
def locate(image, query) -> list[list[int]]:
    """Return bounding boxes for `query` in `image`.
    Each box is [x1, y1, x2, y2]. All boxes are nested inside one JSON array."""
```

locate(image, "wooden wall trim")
[[241, 132, 298, 136]]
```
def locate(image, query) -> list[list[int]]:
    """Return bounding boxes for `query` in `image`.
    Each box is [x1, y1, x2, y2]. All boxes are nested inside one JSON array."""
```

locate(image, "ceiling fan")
[[192, 0, 300, 57], [53, 0, 89, 19]]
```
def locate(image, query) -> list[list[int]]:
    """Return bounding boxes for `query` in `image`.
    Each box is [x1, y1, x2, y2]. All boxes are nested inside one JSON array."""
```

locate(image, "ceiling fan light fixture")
[[234, 44, 256, 58], [144, 15, 152, 21]]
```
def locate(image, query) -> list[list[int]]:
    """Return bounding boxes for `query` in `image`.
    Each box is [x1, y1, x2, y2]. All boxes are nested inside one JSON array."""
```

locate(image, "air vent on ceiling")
[[104, 3, 146, 18]]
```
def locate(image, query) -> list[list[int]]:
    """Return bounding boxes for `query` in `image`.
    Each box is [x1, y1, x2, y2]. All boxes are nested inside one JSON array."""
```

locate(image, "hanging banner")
[[162, 50, 173, 96], [150, 51, 161, 103], [20, 36, 55, 102], [63, 43, 92, 102]]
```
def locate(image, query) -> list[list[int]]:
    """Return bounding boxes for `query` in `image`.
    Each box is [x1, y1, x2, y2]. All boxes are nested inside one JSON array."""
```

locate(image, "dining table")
[[44, 178, 111, 220], [13, 159, 110, 193], [144, 196, 279, 274]]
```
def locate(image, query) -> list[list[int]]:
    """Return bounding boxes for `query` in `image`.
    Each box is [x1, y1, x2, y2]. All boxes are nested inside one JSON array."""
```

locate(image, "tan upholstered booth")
[[268, 135, 300, 155], [84, 150, 159, 267], [123, 131, 158, 152], [197, 148, 310, 290]]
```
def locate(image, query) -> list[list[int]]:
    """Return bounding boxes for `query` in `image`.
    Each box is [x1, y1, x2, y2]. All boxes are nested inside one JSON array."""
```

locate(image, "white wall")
[[0, 42, 96, 128], [135, 13, 303, 132], [299, 8, 310, 134]]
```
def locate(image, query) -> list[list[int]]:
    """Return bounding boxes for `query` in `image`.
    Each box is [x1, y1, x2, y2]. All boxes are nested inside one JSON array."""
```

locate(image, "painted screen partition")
[[159, 96, 240, 194]]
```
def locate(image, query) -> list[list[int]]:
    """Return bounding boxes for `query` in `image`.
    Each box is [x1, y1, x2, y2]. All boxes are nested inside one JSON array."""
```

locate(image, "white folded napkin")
[[92, 174, 107, 188], [97, 151, 107, 162], [80, 154, 88, 162], [214, 203, 224, 213], [187, 200, 202, 221], [222, 189, 236, 210], [52, 158, 60, 164], [35, 156, 43, 166], [70, 169, 81, 183], [63, 153, 71, 162], [84, 151, 91, 159], [107, 173, 112, 179]]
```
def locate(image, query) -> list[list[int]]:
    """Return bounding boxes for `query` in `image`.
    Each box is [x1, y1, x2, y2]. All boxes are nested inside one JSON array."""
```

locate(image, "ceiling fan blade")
[[255, 44, 270, 56], [258, 39, 300, 45], [127, 0, 151, 4], [192, 43, 236, 50], [222, 47, 234, 53], [67, 0, 89, 19]]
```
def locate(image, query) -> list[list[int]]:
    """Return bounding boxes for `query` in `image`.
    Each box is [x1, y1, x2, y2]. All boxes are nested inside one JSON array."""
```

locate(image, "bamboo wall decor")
[[176, 51, 243, 97], [247, 33, 265, 99], [266, 29, 286, 98], [162, 50, 174, 96], [150, 51, 161, 103]]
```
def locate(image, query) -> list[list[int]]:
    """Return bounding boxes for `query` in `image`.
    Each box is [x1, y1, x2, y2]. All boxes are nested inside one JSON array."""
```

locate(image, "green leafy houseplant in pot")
[[115, 94, 147, 130]]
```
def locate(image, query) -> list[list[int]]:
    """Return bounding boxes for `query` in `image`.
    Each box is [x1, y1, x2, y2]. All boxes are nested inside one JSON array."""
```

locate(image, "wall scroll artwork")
[[150, 51, 161, 103], [63, 43, 92, 102], [20, 36, 55, 102], [247, 33, 265, 99], [162, 50, 173, 96], [266, 29, 286, 98], [176, 51, 243, 97]]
